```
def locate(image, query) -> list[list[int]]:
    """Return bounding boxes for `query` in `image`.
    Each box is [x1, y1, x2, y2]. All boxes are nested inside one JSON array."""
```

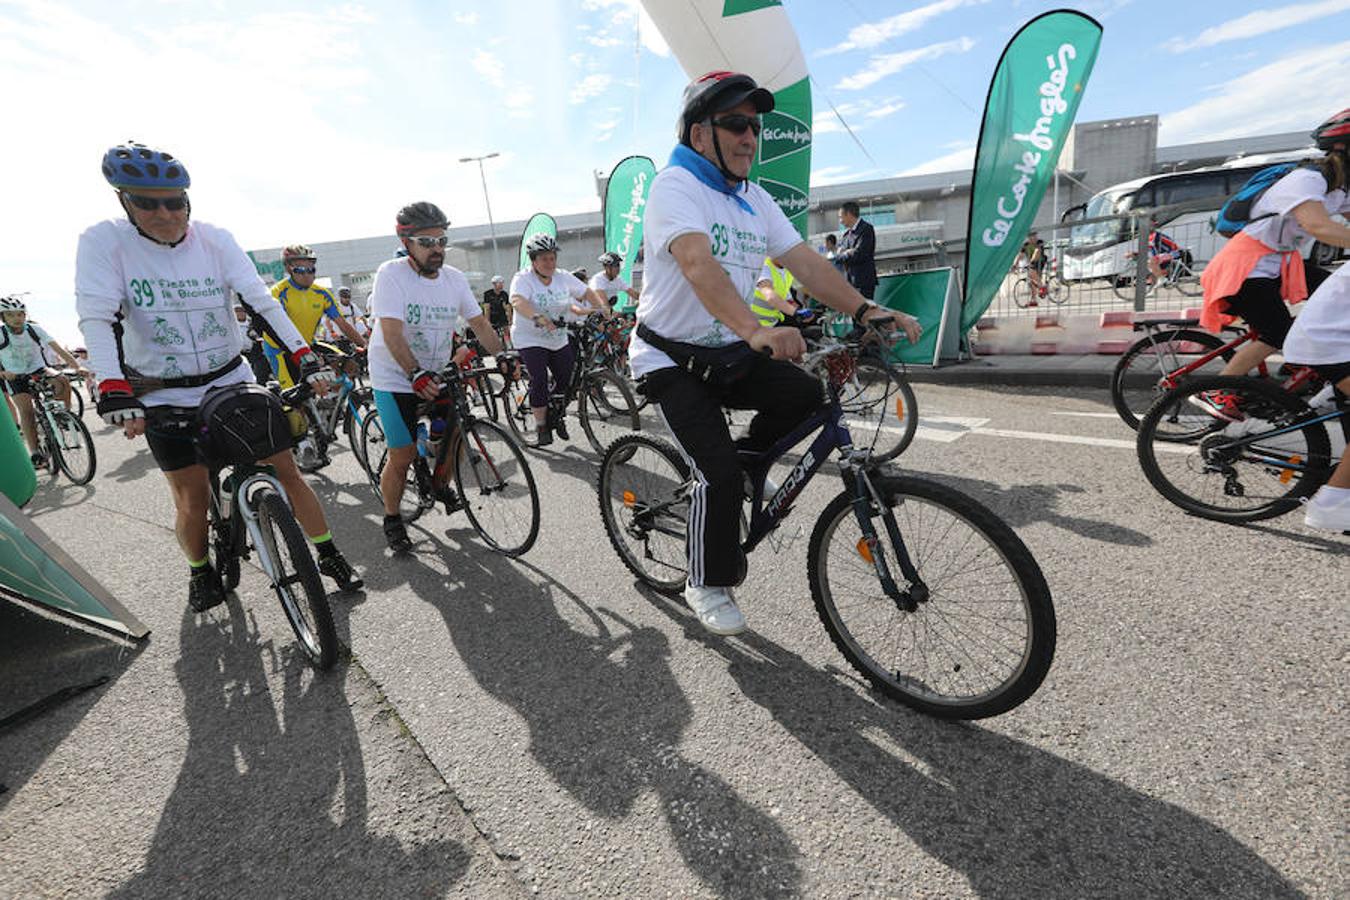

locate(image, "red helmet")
[[678, 71, 774, 145], [1312, 108, 1350, 150]]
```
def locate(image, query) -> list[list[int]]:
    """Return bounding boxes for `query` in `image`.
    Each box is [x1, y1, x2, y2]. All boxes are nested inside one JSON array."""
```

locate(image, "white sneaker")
[[1303, 488, 1350, 533], [683, 584, 747, 635]]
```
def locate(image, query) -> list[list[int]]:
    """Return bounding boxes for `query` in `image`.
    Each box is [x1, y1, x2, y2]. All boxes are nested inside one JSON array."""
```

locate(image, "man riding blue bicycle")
[[629, 71, 920, 635]]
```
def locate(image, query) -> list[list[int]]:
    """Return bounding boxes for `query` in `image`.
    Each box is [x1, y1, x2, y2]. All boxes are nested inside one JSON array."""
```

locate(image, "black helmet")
[[396, 201, 449, 236], [678, 71, 774, 145], [1312, 108, 1350, 150]]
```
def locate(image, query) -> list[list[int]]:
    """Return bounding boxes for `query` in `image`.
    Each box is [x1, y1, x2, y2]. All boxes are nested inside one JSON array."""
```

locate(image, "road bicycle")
[[500, 313, 641, 454], [285, 343, 376, 473], [803, 322, 918, 461], [361, 357, 540, 556], [596, 325, 1056, 719], [1010, 258, 1066, 308], [1111, 250, 1202, 302], [1136, 374, 1346, 525], [26, 373, 96, 485], [1111, 320, 1319, 431], [206, 384, 338, 670]]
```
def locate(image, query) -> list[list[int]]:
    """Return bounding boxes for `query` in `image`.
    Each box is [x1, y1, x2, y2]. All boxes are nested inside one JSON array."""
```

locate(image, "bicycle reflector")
[[1280, 457, 1301, 484], [622, 490, 637, 507], [856, 537, 874, 564]]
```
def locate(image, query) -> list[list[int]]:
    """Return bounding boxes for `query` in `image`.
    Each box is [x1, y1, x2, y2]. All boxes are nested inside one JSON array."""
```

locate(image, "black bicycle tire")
[[361, 408, 426, 524], [807, 474, 1056, 719], [1110, 329, 1232, 430], [344, 387, 375, 464], [69, 384, 85, 418], [1136, 375, 1332, 523], [1172, 262, 1202, 297], [38, 412, 63, 483], [841, 358, 919, 462], [1011, 278, 1031, 309], [452, 418, 540, 556], [500, 373, 537, 444], [209, 497, 242, 591], [597, 433, 691, 594], [1111, 273, 1139, 302], [578, 368, 641, 455], [255, 488, 337, 670], [52, 410, 97, 485]]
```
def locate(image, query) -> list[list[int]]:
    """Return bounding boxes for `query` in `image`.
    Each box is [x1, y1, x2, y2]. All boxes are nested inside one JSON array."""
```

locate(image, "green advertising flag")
[[518, 212, 557, 273], [247, 250, 285, 285], [603, 156, 657, 308], [961, 10, 1103, 331], [751, 75, 812, 239]]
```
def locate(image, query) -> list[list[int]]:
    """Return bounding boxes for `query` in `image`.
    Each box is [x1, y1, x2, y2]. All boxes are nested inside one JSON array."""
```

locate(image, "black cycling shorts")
[[1220, 278, 1293, 348], [1312, 361, 1350, 386], [143, 407, 206, 472]]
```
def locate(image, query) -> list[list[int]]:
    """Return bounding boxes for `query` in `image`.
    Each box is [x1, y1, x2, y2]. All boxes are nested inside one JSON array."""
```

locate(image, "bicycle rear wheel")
[[808, 474, 1055, 719], [597, 433, 690, 593], [452, 419, 540, 556], [360, 409, 427, 523], [1011, 278, 1032, 308], [1136, 375, 1331, 523], [52, 410, 96, 485], [1171, 261, 1202, 297], [579, 368, 640, 454], [465, 370, 499, 423], [344, 386, 376, 466], [837, 358, 918, 462], [1111, 329, 1232, 431], [37, 415, 63, 483], [254, 488, 337, 670], [68, 384, 86, 418]]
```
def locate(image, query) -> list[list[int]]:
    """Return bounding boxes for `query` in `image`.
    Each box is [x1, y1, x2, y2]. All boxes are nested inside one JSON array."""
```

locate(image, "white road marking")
[[968, 426, 1195, 454], [1050, 411, 1121, 419]]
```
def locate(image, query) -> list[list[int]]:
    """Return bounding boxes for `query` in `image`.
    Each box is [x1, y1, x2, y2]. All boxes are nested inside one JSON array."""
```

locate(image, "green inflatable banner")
[[603, 155, 656, 309], [518, 213, 557, 273], [0, 402, 37, 507], [961, 9, 1103, 331], [751, 75, 812, 239]]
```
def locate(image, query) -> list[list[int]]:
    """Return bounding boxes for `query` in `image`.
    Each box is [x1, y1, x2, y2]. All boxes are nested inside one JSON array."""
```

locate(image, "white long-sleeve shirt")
[[75, 218, 309, 407]]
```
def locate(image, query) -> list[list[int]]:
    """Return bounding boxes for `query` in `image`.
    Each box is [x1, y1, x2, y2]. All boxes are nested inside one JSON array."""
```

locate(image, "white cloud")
[[821, 0, 985, 55], [1159, 40, 1350, 143], [453, 12, 479, 26], [472, 49, 504, 88], [865, 101, 907, 119], [1165, 0, 1350, 52], [812, 97, 906, 135], [582, 0, 668, 56], [835, 37, 975, 91], [896, 144, 975, 177], [569, 73, 612, 105], [811, 165, 881, 186], [587, 34, 623, 48]]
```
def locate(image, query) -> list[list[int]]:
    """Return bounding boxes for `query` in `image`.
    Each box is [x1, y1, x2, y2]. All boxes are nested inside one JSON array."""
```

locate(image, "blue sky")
[[1, 0, 1347, 343]]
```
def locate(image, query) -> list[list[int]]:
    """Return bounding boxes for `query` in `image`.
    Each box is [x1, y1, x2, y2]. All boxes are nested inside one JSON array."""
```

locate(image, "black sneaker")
[[188, 565, 226, 612], [435, 486, 463, 514], [535, 427, 553, 448], [554, 416, 570, 441], [318, 551, 364, 590], [383, 516, 413, 553]]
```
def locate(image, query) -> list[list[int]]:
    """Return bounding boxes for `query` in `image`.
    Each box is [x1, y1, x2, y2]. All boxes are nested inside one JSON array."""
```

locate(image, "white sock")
[[1313, 485, 1350, 504]]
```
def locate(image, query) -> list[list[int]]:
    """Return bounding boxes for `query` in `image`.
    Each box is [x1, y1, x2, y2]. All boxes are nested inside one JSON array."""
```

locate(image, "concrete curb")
[[902, 357, 1117, 388]]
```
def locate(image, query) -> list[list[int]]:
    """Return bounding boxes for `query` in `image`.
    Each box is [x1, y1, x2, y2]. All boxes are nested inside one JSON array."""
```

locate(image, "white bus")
[[1060, 149, 1337, 283]]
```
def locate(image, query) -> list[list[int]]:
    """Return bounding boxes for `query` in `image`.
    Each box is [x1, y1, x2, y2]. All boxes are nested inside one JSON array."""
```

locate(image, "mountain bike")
[[803, 322, 918, 461], [28, 374, 96, 485], [361, 357, 540, 556], [206, 384, 338, 670], [500, 313, 641, 453], [1111, 250, 1202, 302], [1136, 374, 1346, 525], [596, 325, 1056, 720]]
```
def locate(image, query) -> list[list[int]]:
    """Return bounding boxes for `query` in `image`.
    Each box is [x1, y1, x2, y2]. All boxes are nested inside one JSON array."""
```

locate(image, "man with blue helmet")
[[76, 141, 364, 611]]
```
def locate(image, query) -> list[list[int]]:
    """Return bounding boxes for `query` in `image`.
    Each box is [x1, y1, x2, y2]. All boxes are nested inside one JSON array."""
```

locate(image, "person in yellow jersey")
[[263, 245, 366, 386], [751, 257, 798, 326]]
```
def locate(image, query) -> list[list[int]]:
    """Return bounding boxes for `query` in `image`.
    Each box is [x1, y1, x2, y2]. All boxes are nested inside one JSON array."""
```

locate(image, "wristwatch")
[[852, 301, 875, 326]]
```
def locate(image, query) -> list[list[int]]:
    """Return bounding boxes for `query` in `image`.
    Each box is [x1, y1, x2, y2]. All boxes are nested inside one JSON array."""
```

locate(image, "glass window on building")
[[864, 206, 897, 227]]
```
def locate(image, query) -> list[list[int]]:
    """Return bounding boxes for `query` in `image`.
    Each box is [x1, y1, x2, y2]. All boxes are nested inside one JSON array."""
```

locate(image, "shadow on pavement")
[[634, 585, 1301, 899], [109, 598, 472, 899], [402, 550, 803, 897]]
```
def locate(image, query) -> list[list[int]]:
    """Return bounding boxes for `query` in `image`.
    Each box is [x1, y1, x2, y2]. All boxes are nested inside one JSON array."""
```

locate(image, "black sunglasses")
[[710, 114, 762, 136], [289, 266, 317, 274], [122, 192, 189, 212]]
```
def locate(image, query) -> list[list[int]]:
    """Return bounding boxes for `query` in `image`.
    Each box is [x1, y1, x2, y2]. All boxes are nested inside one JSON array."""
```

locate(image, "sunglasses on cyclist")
[[710, 114, 762, 137], [289, 265, 317, 274], [407, 235, 450, 249], [122, 192, 189, 212]]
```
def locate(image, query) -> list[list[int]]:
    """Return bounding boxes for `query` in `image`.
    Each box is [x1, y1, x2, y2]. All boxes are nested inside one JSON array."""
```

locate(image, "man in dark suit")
[[835, 201, 877, 299]]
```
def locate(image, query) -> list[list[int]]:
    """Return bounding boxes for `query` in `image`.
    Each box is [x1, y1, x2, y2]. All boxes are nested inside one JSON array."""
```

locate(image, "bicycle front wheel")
[[1172, 262, 1202, 297], [360, 409, 426, 523], [500, 372, 538, 445], [1136, 375, 1331, 523], [1111, 328, 1232, 431], [37, 415, 63, 483], [579, 368, 640, 454], [452, 419, 540, 555], [255, 488, 337, 670], [597, 433, 690, 593], [837, 359, 918, 462], [344, 386, 376, 465], [808, 474, 1055, 719], [1011, 278, 1032, 309], [52, 410, 96, 485]]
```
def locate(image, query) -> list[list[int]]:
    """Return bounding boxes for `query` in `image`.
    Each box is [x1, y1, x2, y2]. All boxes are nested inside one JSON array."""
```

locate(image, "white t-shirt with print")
[[1244, 167, 1350, 278], [509, 268, 589, 351], [75, 218, 308, 407], [629, 166, 803, 377], [0, 322, 53, 375], [367, 258, 481, 393], [1284, 261, 1350, 366], [589, 271, 630, 304]]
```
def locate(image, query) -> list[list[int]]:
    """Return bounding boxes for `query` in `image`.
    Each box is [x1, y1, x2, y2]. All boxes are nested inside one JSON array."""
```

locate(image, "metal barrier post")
[[1134, 213, 1151, 312]]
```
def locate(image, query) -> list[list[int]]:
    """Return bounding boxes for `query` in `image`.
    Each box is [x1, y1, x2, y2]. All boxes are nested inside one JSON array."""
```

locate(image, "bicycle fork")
[[237, 472, 292, 584], [848, 468, 927, 610]]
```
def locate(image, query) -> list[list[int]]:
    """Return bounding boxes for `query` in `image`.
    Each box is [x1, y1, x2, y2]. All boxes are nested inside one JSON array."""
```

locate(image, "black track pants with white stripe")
[[645, 357, 823, 588]]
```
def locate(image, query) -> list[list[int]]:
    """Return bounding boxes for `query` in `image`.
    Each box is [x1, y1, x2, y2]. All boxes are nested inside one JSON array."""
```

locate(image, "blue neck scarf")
[[668, 144, 755, 214]]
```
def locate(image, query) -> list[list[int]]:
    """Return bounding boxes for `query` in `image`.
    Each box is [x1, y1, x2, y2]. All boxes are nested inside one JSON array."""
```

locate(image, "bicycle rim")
[[597, 434, 690, 593], [501, 377, 537, 444], [808, 475, 1055, 719], [53, 411, 96, 484], [1111, 329, 1230, 431], [39, 416, 63, 482], [579, 369, 640, 454], [453, 420, 540, 556], [255, 489, 337, 670]]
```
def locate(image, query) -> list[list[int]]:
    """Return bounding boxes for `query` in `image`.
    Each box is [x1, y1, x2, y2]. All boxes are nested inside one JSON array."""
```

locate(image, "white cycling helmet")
[[0, 295, 26, 312], [524, 233, 559, 258]]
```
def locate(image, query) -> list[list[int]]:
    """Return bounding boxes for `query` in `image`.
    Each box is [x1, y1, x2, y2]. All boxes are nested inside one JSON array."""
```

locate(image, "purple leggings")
[[518, 342, 576, 408]]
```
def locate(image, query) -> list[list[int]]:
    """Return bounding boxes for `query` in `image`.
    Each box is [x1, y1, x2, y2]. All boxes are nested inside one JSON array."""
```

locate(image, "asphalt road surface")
[[2, 382, 1344, 898]]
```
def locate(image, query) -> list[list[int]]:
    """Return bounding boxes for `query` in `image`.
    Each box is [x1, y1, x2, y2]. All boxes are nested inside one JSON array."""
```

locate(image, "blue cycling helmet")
[[101, 142, 190, 190]]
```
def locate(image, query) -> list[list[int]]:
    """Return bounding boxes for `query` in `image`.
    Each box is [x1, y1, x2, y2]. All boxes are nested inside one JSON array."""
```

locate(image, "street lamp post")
[[459, 152, 502, 281]]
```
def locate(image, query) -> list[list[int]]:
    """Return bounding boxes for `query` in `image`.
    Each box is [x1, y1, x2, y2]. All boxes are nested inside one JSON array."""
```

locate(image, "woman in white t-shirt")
[[1196, 110, 1350, 418], [509, 234, 610, 446]]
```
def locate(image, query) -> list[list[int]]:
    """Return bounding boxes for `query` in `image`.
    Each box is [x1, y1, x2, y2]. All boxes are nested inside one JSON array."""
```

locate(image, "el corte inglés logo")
[[758, 109, 811, 164], [759, 178, 809, 217]]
